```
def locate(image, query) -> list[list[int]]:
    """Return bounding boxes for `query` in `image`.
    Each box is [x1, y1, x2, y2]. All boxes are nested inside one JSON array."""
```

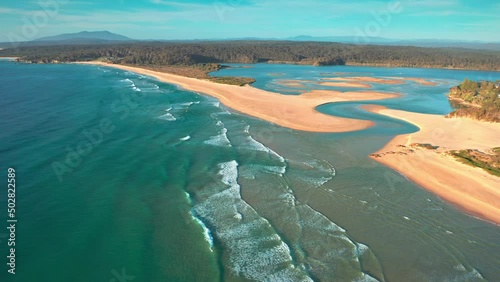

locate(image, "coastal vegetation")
[[137, 63, 256, 85], [447, 79, 500, 122], [449, 148, 500, 177], [2, 41, 500, 71], [410, 143, 439, 150]]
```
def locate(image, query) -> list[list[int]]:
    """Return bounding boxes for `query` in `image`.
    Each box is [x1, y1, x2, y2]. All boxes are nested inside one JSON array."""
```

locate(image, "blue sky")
[[0, 0, 499, 42]]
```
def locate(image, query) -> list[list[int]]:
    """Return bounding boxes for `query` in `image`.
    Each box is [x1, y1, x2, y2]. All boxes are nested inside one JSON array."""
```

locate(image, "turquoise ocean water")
[[0, 60, 499, 281]]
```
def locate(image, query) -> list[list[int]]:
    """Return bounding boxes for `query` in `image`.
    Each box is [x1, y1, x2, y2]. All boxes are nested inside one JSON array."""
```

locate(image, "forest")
[[2, 41, 500, 71], [447, 79, 500, 122]]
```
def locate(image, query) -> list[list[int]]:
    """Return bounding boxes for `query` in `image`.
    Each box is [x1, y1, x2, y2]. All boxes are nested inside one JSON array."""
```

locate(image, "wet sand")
[[367, 105, 500, 224]]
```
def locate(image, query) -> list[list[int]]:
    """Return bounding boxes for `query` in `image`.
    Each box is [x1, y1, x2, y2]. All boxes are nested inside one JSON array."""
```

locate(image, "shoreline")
[[76, 61, 400, 133], [367, 106, 500, 225], [17, 60, 500, 223]]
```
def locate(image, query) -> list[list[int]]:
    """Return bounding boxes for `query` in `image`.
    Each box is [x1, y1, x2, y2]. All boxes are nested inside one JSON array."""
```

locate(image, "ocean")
[[0, 60, 499, 281]]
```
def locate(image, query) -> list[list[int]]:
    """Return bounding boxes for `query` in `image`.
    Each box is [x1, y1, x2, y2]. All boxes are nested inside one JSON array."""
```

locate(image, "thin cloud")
[[406, 0, 457, 7], [409, 10, 460, 16]]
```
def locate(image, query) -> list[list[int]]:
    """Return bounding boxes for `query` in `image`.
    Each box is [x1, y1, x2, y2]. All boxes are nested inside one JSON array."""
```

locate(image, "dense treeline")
[[447, 79, 500, 122], [2, 41, 500, 71]]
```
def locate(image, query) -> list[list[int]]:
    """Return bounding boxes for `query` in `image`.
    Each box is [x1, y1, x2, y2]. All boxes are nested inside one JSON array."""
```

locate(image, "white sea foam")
[[158, 113, 176, 121], [219, 161, 239, 186], [183, 119, 373, 280], [120, 78, 142, 92], [261, 165, 287, 175], [244, 128, 285, 159], [182, 192, 215, 251], [191, 161, 312, 281], [238, 161, 379, 281], [250, 138, 285, 164], [97, 67, 110, 73], [355, 243, 370, 256], [241, 125, 287, 175], [451, 265, 484, 280], [204, 121, 231, 147], [354, 274, 379, 282], [190, 211, 214, 252], [296, 159, 336, 189], [182, 101, 200, 106], [184, 191, 192, 203], [204, 128, 231, 147]]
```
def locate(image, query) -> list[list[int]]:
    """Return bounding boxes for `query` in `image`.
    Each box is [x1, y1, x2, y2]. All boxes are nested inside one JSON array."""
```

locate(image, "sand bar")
[[78, 62, 400, 133], [320, 81, 373, 88], [326, 76, 437, 86], [368, 106, 500, 224], [389, 77, 438, 86], [275, 80, 306, 88], [325, 76, 404, 85]]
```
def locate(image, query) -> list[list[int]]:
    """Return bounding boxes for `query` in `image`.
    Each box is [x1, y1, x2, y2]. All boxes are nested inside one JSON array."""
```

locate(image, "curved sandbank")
[[367, 105, 500, 224], [78, 62, 400, 133]]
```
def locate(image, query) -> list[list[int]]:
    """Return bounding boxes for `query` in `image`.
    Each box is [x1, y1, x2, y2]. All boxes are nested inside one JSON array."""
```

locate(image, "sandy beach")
[[368, 106, 500, 224], [78, 62, 400, 133]]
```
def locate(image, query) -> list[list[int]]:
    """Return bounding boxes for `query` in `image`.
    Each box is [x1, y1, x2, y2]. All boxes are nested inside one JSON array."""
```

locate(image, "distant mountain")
[[0, 32, 495, 51], [35, 31, 133, 42]]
